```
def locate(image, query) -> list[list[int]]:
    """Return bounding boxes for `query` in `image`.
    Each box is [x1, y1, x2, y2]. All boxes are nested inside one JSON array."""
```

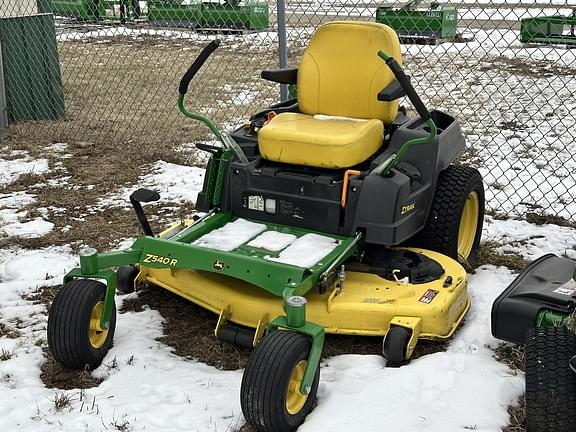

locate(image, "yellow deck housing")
[[138, 248, 469, 340]]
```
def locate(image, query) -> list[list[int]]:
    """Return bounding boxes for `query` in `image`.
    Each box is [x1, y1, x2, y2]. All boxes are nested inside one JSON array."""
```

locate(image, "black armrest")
[[377, 77, 410, 102], [261, 67, 298, 85]]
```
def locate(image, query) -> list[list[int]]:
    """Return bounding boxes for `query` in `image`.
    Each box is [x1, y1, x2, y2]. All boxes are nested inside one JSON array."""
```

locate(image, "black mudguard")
[[491, 254, 576, 344]]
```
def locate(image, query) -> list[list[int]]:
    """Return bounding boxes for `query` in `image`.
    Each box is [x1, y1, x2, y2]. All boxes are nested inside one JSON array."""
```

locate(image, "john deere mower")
[[492, 254, 576, 432], [47, 21, 484, 431]]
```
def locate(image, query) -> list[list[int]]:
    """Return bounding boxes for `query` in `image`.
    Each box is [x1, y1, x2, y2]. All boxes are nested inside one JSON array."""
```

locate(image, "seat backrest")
[[297, 21, 402, 124]]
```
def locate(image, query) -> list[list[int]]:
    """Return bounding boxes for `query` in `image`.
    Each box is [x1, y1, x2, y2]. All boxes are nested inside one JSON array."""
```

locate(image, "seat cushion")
[[258, 112, 384, 169]]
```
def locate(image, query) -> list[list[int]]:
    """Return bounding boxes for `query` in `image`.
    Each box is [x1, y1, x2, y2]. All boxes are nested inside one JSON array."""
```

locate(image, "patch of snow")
[[1, 218, 54, 239], [268, 233, 340, 268], [43, 143, 69, 153], [0, 192, 37, 226], [0, 155, 49, 186], [193, 218, 267, 252], [247, 230, 297, 251], [98, 160, 205, 209], [483, 216, 576, 260]]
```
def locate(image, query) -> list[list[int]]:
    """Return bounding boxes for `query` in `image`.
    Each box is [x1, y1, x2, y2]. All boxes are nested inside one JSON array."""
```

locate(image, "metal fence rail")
[[1, 0, 575, 221]]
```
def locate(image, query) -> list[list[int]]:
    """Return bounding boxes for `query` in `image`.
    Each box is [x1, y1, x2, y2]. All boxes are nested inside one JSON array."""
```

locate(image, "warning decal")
[[419, 289, 439, 304]]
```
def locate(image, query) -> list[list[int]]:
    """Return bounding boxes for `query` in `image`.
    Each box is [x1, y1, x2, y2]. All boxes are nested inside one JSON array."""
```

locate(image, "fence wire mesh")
[[1, 0, 575, 221]]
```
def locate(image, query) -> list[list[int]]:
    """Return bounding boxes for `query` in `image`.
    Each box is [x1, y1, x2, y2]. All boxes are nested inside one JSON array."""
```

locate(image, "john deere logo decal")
[[213, 260, 225, 271]]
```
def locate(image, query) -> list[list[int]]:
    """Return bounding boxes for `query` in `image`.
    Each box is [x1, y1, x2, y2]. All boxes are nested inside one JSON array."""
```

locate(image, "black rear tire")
[[47, 279, 116, 369], [383, 326, 411, 363], [410, 165, 484, 267], [241, 331, 320, 432], [525, 326, 576, 432]]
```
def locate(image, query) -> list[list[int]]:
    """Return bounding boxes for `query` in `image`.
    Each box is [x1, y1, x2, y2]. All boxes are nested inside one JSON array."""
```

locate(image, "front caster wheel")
[[241, 331, 320, 432], [116, 265, 139, 294], [47, 279, 116, 369], [383, 326, 411, 363]]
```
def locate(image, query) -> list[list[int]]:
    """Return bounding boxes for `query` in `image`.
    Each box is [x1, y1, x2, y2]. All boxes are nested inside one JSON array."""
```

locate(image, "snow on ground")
[[97, 160, 205, 209], [0, 152, 49, 186], [484, 215, 576, 260], [0, 153, 54, 238]]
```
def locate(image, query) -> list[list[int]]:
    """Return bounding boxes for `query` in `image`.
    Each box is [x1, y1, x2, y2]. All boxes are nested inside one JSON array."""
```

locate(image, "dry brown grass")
[[503, 398, 526, 432], [475, 240, 529, 273]]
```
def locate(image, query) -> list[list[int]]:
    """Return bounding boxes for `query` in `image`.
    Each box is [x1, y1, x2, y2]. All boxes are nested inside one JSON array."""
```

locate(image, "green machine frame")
[[65, 213, 360, 393]]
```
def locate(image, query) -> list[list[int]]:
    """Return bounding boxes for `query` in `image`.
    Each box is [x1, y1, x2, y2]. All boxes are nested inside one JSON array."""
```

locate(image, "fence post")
[[277, 0, 288, 101], [0, 40, 8, 129]]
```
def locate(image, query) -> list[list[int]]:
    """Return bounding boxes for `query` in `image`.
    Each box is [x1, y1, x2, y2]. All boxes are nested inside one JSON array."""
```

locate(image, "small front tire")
[[241, 331, 320, 432], [383, 326, 411, 363], [47, 279, 116, 369], [116, 265, 139, 294]]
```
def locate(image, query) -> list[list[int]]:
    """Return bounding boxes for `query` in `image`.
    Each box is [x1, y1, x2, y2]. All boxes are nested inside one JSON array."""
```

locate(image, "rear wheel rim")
[[89, 301, 108, 349], [458, 191, 479, 259], [286, 360, 308, 415]]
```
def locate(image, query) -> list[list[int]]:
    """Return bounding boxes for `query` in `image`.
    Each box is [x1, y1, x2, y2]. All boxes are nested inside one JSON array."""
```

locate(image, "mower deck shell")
[[139, 247, 469, 339]]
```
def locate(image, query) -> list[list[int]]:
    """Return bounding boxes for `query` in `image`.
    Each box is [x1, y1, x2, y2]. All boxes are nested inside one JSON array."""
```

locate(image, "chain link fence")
[[1, 0, 575, 221]]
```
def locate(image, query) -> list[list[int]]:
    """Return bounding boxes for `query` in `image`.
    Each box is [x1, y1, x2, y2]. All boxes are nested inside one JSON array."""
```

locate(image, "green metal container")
[[376, 6, 458, 40], [200, 1, 269, 30], [50, 0, 105, 21], [148, 0, 202, 27], [148, 0, 269, 30], [520, 15, 576, 46], [0, 13, 64, 122]]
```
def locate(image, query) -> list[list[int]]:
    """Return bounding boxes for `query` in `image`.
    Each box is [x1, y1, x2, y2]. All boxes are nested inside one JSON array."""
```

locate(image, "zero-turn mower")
[[48, 21, 485, 432]]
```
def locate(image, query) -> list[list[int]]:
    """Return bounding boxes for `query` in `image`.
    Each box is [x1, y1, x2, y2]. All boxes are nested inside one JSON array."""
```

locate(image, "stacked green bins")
[[376, 5, 458, 42], [520, 13, 576, 46], [148, 0, 269, 30]]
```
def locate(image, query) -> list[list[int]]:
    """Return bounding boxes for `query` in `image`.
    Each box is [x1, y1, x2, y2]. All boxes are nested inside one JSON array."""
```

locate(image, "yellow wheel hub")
[[458, 191, 479, 260], [286, 360, 308, 415], [89, 301, 109, 349]]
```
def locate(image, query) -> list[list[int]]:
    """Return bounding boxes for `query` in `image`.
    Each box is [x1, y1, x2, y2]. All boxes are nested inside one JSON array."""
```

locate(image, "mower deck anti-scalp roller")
[[48, 21, 484, 432]]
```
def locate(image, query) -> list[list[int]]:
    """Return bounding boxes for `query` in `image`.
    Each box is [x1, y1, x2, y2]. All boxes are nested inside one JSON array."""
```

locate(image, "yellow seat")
[[258, 21, 402, 169], [258, 113, 384, 169]]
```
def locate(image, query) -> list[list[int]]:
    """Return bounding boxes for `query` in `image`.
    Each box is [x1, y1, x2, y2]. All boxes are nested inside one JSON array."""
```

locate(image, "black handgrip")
[[179, 40, 220, 95], [196, 142, 222, 155], [382, 55, 430, 122]]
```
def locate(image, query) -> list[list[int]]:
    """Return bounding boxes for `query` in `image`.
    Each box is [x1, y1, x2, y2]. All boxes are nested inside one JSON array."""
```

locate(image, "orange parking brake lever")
[[341, 170, 361, 208]]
